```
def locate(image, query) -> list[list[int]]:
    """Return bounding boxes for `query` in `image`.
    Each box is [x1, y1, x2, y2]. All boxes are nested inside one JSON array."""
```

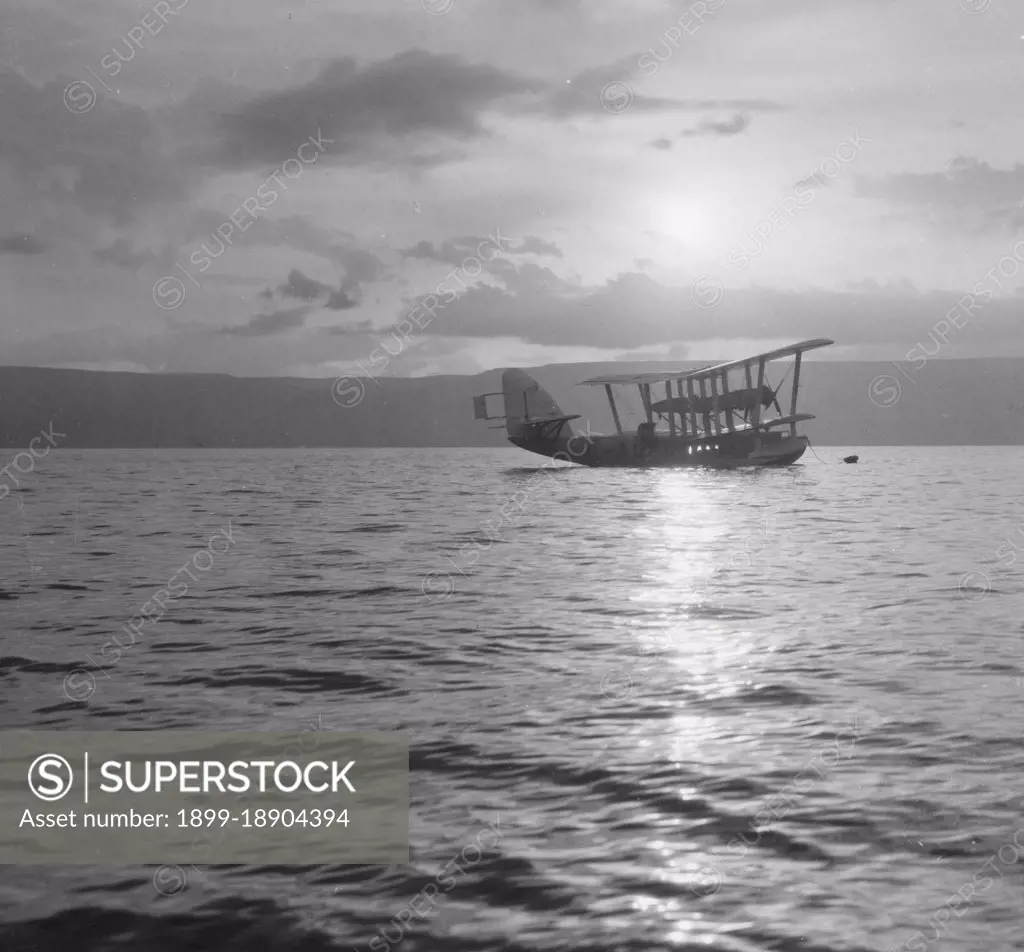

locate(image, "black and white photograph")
[[1, 0, 1022, 949]]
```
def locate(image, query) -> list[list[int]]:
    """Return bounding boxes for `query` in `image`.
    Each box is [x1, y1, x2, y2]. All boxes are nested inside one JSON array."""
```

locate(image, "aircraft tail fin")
[[500, 368, 573, 439], [471, 369, 576, 439]]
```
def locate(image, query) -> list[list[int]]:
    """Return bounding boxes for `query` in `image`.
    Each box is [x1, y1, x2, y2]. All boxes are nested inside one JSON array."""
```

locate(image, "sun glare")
[[647, 193, 717, 250]]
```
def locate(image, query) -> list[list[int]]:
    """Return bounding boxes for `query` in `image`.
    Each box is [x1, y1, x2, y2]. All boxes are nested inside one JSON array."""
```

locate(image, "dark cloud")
[[680, 114, 750, 138], [402, 240, 443, 261], [795, 172, 833, 191], [327, 320, 377, 336], [0, 71, 188, 224], [510, 235, 563, 257], [270, 267, 363, 311], [681, 99, 784, 113], [280, 269, 328, 302], [0, 234, 45, 254], [398, 237, 495, 268], [393, 264, 1024, 351], [543, 62, 684, 117], [221, 306, 313, 337], [326, 287, 361, 311], [231, 216, 385, 292], [539, 58, 786, 118], [856, 157, 1024, 230], [93, 238, 162, 269], [858, 157, 1024, 209], [498, 0, 584, 9], [174, 51, 781, 180], [651, 138, 673, 150], [214, 52, 536, 169], [399, 233, 560, 265], [479, 259, 566, 295]]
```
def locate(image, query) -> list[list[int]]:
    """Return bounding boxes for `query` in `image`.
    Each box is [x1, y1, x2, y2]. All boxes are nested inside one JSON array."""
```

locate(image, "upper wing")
[[687, 338, 834, 379], [577, 339, 834, 387]]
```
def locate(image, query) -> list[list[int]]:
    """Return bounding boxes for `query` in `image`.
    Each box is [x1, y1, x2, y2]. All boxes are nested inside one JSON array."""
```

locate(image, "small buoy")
[[843, 454, 859, 464]]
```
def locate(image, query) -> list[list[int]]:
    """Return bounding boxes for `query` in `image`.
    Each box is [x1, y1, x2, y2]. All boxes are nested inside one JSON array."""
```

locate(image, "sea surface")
[[1, 446, 1022, 952]]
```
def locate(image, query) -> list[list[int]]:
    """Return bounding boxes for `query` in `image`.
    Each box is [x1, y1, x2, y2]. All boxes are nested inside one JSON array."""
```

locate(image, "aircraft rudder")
[[500, 368, 573, 438]]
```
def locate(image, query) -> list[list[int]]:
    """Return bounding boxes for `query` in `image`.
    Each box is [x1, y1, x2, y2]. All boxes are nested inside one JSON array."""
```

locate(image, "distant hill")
[[0, 359, 1022, 448]]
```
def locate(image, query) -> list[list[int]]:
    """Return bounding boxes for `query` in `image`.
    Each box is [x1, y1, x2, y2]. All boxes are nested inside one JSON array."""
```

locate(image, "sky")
[[3, 0, 1024, 378]]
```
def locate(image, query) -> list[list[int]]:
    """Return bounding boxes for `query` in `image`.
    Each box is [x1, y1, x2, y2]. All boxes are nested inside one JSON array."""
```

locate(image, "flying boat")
[[472, 339, 833, 468]]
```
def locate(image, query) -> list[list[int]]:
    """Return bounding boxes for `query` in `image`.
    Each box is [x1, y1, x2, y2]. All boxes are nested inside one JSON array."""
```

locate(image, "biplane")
[[473, 339, 833, 468]]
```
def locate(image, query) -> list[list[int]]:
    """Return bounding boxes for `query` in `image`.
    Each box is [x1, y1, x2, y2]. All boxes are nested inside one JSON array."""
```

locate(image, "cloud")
[[0, 71, 189, 225], [541, 61, 684, 117], [859, 156, 1024, 209], [399, 233, 560, 265], [221, 306, 313, 337], [476, 259, 568, 295], [280, 269, 328, 302], [846, 277, 920, 296], [394, 263, 1024, 352], [398, 235, 502, 266], [0, 233, 45, 254], [327, 319, 377, 336], [326, 287, 361, 311], [270, 267, 363, 311], [213, 52, 536, 170], [651, 138, 673, 150], [795, 172, 833, 191], [680, 114, 750, 138], [223, 216, 385, 294], [679, 99, 784, 113], [856, 157, 1024, 230], [93, 238, 164, 269], [509, 235, 563, 257], [538, 57, 786, 118], [401, 239, 447, 262], [497, 0, 585, 10]]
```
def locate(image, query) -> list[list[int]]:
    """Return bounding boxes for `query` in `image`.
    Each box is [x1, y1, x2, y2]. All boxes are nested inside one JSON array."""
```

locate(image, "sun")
[[646, 192, 718, 250]]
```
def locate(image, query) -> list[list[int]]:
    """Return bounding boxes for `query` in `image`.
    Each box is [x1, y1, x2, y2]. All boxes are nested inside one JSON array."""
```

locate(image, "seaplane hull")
[[508, 431, 808, 469]]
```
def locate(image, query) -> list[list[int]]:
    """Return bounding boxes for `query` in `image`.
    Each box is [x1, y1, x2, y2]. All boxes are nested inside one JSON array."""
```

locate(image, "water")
[[1, 447, 1022, 951]]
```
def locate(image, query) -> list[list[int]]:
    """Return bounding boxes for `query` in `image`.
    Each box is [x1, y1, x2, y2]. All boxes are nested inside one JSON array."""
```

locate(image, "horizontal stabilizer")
[[523, 414, 581, 426], [473, 392, 505, 420]]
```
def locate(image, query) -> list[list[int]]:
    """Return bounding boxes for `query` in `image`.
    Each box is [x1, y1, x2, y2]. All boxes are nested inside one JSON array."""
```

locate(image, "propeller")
[[762, 366, 793, 415]]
